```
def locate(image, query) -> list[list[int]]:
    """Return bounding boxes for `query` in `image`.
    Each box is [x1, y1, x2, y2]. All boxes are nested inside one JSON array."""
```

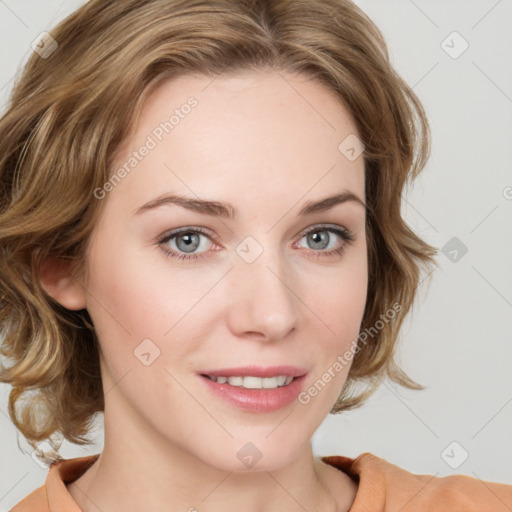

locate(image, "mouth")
[[201, 374, 297, 389], [197, 367, 309, 412], [198, 365, 308, 390]]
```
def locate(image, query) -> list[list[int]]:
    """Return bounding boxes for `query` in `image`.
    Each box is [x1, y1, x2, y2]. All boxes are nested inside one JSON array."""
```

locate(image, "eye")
[[156, 224, 356, 261], [294, 224, 356, 259], [157, 227, 214, 261]]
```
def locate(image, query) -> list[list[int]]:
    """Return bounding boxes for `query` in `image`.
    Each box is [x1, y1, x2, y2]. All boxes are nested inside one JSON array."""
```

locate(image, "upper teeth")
[[208, 375, 294, 389]]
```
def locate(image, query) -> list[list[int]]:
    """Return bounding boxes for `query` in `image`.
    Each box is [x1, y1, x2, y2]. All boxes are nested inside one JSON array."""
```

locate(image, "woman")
[[1, 0, 510, 510]]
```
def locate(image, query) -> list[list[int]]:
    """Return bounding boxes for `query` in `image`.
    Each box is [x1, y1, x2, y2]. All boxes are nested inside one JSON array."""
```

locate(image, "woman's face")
[[81, 69, 368, 471]]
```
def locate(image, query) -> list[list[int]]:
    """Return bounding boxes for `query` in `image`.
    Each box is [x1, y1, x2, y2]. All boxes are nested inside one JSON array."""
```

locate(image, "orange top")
[[10, 452, 512, 511]]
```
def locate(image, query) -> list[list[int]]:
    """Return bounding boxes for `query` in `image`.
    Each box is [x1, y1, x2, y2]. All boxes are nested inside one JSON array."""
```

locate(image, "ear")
[[39, 257, 87, 310]]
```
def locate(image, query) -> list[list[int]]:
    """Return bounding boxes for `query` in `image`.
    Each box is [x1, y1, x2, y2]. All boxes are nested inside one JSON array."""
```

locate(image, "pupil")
[[178, 232, 198, 252], [309, 230, 327, 249]]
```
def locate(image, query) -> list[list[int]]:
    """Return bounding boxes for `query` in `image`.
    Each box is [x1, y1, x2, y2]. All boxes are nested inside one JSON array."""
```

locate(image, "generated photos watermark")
[[93, 96, 198, 200], [297, 301, 402, 405]]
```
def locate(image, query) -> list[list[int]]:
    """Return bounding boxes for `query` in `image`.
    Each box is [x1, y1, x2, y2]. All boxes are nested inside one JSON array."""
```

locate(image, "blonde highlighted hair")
[[0, 0, 437, 462]]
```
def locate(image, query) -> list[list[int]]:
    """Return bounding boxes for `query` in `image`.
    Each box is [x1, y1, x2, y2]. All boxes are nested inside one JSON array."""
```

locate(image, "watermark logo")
[[441, 441, 469, 469], [134, 338, 161, 366], [31, 32, 58, 59], [30, 440, 56, 469], [236, 236, 264, 264], [441, 236, 468, 263], [441, 31, 469, 59], [237, 442, 262, 469], [338, 134, 365, 161]]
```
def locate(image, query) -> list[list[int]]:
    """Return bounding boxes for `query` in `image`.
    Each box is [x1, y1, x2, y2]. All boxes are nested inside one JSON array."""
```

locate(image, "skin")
[[41, 69, 368, 512]]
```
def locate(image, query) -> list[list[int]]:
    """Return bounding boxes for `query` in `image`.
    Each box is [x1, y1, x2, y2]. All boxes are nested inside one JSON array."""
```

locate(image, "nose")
[[226, 245, 299, 342]]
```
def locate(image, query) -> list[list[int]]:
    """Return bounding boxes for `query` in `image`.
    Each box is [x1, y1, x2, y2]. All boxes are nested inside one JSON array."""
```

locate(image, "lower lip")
[[199, 374, 308, 412]]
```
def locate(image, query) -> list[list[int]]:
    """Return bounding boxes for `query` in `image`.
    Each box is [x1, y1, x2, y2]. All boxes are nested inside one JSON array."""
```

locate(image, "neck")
[[67, 433, 356, 512]]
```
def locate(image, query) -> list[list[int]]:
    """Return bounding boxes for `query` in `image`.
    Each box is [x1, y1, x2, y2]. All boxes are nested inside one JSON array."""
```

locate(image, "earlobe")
[[39, 257, 87, 311]]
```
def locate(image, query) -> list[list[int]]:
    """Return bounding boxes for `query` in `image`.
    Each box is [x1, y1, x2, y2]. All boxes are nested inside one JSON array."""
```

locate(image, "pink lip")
[[198, 368, 309, 413], [199, 365, 308, 378]]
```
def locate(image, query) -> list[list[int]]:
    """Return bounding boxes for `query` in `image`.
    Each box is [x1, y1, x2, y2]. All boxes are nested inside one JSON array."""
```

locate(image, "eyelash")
[[156, 224, 356, 262]]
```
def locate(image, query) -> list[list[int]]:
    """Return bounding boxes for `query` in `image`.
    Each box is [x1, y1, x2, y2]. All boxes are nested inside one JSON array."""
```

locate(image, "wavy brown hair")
[[0, 0, 437, 464]]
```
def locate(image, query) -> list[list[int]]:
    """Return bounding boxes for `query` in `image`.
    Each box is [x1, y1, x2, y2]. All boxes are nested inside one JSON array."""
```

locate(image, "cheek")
[[310, 254, 368, 342], [84, 237, 223, 374], [86, 238, 200, 334], [304, 263, 367, 409]]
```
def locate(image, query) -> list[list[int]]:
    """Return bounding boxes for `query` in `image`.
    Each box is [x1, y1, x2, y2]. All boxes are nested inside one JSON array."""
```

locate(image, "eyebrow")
[[133, 190, 366, 219]]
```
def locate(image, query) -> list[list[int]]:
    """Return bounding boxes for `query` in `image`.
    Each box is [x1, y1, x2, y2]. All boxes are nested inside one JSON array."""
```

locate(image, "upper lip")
[[200, 365, 308, 378]]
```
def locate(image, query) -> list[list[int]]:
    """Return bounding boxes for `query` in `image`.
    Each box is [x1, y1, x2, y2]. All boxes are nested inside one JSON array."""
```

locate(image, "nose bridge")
[[227, 234, 299, 339]]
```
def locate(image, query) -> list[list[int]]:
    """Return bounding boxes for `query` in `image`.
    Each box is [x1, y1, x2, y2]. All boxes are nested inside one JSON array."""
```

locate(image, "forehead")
[[108, 69, 365, 213]]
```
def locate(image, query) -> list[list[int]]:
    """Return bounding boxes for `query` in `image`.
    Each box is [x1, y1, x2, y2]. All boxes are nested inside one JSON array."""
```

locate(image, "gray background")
[[1, 0, 511, 509]]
